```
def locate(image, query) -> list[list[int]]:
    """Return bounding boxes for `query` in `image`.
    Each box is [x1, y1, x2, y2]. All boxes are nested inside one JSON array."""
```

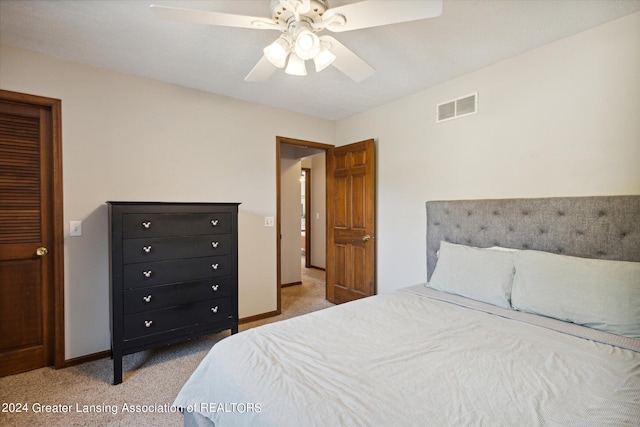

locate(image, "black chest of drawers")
[[107, 202, 239, 384]]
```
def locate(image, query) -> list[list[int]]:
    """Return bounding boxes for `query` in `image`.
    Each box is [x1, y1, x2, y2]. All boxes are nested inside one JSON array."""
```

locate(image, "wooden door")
[[327, 139, 376, 304], [0, 90, 64, 376]]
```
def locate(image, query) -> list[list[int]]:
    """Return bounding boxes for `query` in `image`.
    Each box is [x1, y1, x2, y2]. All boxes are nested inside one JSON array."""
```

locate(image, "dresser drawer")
[[123, 298, 232, 339], [123, 276, 234, 314], [123, 255, 231, 289], [122, 212, 231, 238], [123, 234, 231, 263]]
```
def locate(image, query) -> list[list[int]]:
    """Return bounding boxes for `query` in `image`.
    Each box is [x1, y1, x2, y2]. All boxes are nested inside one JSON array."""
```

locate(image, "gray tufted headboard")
[[426, 195, 640, 281]]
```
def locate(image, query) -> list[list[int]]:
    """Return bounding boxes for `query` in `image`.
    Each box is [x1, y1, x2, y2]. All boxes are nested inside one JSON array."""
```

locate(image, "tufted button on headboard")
[[426, 196, 640, 281]]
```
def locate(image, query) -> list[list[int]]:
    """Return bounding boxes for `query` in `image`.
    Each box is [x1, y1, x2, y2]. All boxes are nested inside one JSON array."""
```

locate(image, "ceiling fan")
[[150, 0, 443, 82]]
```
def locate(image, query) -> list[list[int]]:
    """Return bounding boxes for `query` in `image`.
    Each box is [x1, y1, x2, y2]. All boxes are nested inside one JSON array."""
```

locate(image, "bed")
[[174, 195, 640, 426]]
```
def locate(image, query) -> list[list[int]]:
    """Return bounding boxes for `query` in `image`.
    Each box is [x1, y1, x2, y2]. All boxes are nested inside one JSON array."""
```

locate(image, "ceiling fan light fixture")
[[152, 0, 445, 82], [313, 47, 336, 72], [285, 52, 307, 76], [264, 37, 290, 68], [294, 29, 321, 60]]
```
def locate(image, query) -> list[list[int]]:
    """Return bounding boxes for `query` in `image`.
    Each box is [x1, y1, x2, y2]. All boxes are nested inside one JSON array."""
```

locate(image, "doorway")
[[276, 136, 377, 312], [276, 136, 332, 314]]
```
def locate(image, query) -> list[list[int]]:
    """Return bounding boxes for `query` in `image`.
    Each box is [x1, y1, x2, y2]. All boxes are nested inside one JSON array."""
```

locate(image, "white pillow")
[[511, 250, 640, 338], [436, 245, 518, 258], [488, 246, 520, 253], [428, 241, 515, 308]]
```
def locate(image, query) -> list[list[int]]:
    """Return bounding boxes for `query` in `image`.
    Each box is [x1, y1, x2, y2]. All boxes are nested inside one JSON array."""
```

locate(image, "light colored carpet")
[[0, 264, 331, 426]]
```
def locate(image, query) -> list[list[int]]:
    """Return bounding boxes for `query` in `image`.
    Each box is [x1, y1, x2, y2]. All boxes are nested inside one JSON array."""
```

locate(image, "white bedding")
[[174, 287, 640, 426]]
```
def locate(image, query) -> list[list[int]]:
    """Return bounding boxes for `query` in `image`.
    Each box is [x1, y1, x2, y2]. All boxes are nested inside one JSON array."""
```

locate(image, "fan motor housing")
[[270, 0, 329, 31]]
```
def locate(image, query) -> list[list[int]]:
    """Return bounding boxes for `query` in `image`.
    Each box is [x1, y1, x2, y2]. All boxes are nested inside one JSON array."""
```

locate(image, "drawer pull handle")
[[211, 306, 219, 313], [144, 320, 153, 328], [142, 221, 152, 229], [142, 245, 152, 253], [143, 295, 152, 303], [143, 270, 152, 278], [211, 241, 219, 248], [212, 284, 219, 291], [211, 219, 219, 226], [212, 264, 219, 270]]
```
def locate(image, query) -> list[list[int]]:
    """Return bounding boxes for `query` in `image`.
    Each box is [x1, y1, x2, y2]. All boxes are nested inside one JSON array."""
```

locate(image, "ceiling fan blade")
[[322, 36, 375, 82], [323, 0, 443, 33], [150, 5, 278, 30], [245, 56, 278, 82]]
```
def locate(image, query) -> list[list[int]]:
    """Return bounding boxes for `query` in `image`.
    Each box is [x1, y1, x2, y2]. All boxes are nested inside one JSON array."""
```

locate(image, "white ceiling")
[[1, 0, 639, 120]]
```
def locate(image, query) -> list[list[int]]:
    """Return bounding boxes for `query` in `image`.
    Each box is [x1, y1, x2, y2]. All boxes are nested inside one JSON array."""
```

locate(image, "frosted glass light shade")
[[285, 53, 307, 76], [264, 38, 290, 68], [313, 48, 336, 72], [294, 30, 320, 60]]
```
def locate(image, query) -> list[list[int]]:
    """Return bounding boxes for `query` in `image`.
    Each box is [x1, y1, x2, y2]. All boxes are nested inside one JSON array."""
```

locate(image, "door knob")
[[362, 235, 371, 242], [36, 247, 48, 256]]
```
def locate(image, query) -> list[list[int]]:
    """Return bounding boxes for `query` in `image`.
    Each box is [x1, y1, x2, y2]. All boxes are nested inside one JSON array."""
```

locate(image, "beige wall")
[[336, 12, 640, 294], [309, 153, 326, 269], [280, 155, 302, 285], [0, 44, 335, 359]]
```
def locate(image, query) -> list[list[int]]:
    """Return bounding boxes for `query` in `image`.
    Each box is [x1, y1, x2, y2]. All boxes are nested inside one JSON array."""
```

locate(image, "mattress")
[[173, 286, 640, 426]]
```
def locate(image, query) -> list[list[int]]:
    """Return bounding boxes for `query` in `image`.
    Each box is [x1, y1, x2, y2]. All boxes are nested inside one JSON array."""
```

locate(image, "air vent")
[[436, 92, 478, 123]]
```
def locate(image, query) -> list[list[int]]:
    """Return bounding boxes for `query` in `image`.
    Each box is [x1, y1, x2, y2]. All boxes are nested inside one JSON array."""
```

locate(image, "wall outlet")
[[264, 216, 274, 227], [70, 220, 82, 236]]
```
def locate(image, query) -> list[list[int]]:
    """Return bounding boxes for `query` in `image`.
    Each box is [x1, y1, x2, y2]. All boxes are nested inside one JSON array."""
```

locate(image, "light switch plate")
[[70, 220, 82, 236], [264, 216, 274, 227]]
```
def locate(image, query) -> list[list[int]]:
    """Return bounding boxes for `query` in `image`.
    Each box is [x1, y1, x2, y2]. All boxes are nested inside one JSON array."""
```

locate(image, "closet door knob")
[[36, 247, 49, 256]]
